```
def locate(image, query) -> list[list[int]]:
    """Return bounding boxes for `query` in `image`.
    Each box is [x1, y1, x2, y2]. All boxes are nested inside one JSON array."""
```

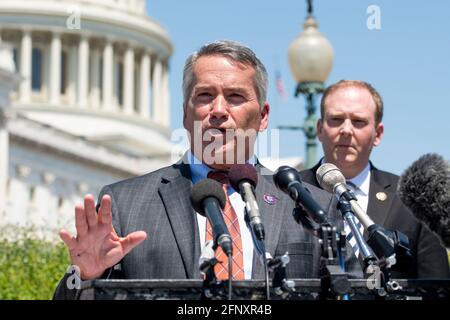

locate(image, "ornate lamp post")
[[280, 0, 334, 169]]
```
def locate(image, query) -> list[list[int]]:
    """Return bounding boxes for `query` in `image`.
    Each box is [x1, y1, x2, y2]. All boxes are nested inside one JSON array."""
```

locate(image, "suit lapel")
[[368, 167, 395, 227], [251, 165, 285, 278], [158, 163, 201, 279]]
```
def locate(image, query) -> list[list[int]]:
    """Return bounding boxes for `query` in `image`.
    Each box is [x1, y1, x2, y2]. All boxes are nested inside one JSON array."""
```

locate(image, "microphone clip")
[[199, 240, 222, 299], [366, 225, 413, 273], [267, 252, 296, 297]]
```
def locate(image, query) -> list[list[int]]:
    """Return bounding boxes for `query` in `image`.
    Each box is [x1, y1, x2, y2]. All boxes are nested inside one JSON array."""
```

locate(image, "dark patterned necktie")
[[205, 170, 244, 280], [344, 181, 365, 258]]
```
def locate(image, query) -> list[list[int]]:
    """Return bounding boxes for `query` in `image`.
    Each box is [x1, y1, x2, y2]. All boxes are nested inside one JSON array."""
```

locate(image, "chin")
[[333, 156, 356, 168]]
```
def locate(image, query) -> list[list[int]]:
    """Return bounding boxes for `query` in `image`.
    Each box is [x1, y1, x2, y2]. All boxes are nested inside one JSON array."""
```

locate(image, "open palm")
[[59, 194, 147, 280]]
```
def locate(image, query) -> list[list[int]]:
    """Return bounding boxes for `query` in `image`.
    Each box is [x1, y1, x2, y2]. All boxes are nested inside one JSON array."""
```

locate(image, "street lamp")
[[281, 0, 334, 169]]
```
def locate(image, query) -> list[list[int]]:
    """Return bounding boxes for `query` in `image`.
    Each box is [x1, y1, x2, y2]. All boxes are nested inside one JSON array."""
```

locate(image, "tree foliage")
[[0, 226, 70, 300]]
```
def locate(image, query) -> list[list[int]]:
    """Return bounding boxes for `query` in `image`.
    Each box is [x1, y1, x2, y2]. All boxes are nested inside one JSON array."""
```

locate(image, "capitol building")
[[0, 0, 178, 235]]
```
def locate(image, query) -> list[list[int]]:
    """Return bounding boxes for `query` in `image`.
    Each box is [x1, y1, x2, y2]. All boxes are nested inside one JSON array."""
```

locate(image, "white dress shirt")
[[346, 163, 371, 214]]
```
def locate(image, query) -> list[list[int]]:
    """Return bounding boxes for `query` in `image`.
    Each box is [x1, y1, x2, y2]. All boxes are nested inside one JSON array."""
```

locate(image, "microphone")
[[229, 164, 265, 241], [316, 163, 375, 229], [191, 178, 233, 256], [317, 163, 413, 269], [273, 166, 328, 224], [398, 153, 450, 248]]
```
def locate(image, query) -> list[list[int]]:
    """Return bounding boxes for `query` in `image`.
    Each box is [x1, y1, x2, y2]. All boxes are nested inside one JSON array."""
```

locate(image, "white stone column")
[[123, 46, 134, 114], [0, 113, 7, 219], [6, 178, 28, 226], [113, 53, 120, 109], [0, 46, 20, 220], [77, 36, 89, 108], [162, 62, 170, 127], [19, 30, 32, 103], [67, 46, 78, 105], [89, 49, 101, 109], [49, 32, 62, 105], [102, 40, 114, 111], [151, 58, 162, 123], [139, 52, 150, 118]]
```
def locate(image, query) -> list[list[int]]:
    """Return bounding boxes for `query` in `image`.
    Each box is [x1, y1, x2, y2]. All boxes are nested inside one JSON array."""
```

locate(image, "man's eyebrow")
[[326, 111, 344, 116], [192, 85, 214, 92], [224, 87, 249, 93]]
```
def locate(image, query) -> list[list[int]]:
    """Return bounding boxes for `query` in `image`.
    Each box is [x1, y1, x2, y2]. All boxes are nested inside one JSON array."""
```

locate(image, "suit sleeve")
[[416, 221, 450, 278]]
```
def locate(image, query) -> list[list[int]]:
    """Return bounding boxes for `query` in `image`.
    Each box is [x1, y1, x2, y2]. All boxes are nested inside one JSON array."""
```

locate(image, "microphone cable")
[[227, 254, 232, 300], [250, 227, 270, 300]]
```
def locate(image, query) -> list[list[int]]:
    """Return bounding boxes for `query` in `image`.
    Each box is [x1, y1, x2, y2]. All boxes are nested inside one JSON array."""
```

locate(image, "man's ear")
[[373, 122, 384, 146], [317, 118, 324, 142], [182, 104, 187, 129], [258, 102, 270, 131]]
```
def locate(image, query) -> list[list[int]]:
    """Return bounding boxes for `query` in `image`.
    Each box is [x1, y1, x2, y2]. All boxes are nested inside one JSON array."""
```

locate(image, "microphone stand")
[[199, 240, 233, 300], [245, 213, 271, 300], [292, 205, 351, 300], [366, 225, 411, 295], [337, 186, 413, 275], [267, 252, 296, 298], [337, 199, 406, 296], [247, 212, 297, 300], [199, 240, 220, 299], [337, 199, 378, 272]]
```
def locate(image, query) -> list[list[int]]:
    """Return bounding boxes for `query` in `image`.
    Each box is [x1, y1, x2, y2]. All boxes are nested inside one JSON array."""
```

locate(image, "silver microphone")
[[316, 163, 375, 229]]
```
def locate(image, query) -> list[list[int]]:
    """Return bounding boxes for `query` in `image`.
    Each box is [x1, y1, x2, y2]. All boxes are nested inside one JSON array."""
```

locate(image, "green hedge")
[[0, 227, 70, 300]]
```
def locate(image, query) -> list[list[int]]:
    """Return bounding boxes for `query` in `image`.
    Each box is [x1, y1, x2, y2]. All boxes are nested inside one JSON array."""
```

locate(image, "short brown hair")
[[320, 80, 384, 125]]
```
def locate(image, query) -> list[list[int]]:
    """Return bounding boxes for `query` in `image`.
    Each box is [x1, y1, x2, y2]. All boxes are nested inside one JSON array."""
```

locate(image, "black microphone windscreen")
[[273, 166, 301, 192], [191, 178, 227, 216], [398, 153, 450, 247], [228, 164, 258, 191]]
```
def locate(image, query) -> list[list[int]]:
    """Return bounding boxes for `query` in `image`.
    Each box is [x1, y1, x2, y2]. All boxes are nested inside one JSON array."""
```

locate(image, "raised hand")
[[59, 194, 147, 280]]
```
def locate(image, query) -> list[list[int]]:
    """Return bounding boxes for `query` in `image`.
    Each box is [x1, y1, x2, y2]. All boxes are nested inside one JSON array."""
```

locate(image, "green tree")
[[0, 226, 70, 299]]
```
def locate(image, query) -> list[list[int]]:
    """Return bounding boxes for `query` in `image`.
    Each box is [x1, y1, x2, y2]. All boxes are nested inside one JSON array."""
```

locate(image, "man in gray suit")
[[54, 40, 336, 299]]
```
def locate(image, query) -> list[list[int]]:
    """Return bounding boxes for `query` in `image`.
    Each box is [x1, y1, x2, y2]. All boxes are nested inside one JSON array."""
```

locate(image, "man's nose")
[[340, 119, 353, 135], [210, 95, 228, 118]]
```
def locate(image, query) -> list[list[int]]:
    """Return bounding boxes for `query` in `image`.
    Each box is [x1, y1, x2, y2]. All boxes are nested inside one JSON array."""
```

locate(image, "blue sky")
[[147, 0, 450, 175]]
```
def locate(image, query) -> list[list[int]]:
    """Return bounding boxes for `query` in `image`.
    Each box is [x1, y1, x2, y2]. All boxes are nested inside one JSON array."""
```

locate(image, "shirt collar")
[[347, 163, 371, 196], [186, 150, 256, 185]]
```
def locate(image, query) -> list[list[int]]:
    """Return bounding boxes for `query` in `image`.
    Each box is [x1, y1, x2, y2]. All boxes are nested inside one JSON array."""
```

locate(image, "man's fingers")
[[121, 231, 147, 256], [75, 205, 88, 237], [59, 229, 77, 250], [98, 195, 112, 225], [84, 194, 98, 228]]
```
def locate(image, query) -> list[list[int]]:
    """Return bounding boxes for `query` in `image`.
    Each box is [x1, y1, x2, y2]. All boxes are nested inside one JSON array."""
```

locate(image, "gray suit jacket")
[[54, 161, 336, 299]]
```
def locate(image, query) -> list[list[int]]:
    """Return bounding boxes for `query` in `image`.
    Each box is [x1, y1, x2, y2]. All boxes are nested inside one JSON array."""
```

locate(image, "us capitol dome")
[[0, 0, 179, 234]]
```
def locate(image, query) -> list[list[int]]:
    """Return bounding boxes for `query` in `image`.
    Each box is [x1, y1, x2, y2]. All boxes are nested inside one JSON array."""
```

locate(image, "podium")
[[77, 279, 450, 300]]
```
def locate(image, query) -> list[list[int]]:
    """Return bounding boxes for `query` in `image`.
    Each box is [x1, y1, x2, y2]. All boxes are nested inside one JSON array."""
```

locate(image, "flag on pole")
[[275, 70, 288, 101]]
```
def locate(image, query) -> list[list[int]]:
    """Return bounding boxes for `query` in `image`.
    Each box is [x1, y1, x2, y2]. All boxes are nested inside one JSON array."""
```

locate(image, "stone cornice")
[[8, 114, 172, 176], [0, 1, 172, 58]]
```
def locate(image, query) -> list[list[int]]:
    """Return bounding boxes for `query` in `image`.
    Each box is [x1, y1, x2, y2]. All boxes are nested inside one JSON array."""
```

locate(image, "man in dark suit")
[[54, 40, 335, 299], [299, 80, 449, 279]]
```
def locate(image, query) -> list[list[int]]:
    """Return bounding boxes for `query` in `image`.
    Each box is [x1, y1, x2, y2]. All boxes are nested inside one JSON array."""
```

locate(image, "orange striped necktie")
[[205, 170, 245, 280]]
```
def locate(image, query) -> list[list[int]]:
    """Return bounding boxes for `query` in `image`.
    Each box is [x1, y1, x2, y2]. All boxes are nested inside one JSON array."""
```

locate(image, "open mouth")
[[205, 128, 230, 135]]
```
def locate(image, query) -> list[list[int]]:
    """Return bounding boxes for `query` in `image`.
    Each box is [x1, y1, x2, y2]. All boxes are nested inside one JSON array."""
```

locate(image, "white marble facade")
[[0, 0, 179, 237]]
